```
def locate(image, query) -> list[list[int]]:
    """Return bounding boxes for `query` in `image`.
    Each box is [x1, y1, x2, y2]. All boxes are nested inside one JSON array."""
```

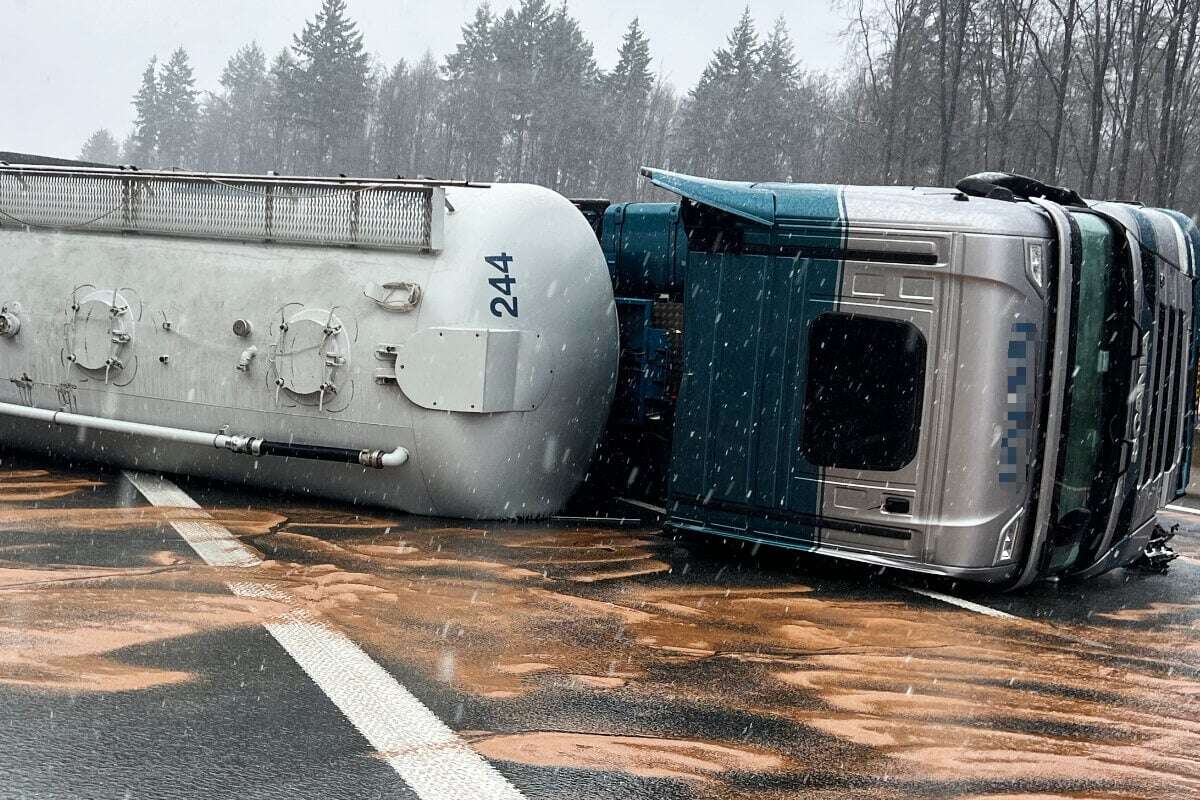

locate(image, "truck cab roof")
[[641, 167, 1053, 238]]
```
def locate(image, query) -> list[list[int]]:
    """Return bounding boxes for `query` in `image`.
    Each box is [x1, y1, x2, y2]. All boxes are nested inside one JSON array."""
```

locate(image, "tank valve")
[[236, 346, 258, 372], [0, 310, 19, 338], [222, 435, 262, 455], [358, 447, 409, 468]]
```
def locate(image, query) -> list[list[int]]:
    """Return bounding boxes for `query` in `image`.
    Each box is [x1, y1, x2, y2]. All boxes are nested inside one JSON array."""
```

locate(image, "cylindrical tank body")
[[0, 177, 618, 517]]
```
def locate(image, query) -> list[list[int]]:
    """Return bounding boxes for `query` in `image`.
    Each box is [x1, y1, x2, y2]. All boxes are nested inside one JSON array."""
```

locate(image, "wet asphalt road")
[[1, 453, 1199, 799]]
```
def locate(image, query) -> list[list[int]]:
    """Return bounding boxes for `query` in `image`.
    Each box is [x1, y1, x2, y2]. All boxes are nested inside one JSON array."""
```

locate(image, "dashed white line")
[[903, 586, 1119, 650], [122, 470, 527, 800], [1164, 504, 1200, 516], [902, 586, 1020, 619]]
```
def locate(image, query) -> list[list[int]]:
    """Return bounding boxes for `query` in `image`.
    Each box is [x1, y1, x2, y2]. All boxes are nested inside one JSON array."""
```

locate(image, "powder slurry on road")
[[0, 453, 1198, 799]]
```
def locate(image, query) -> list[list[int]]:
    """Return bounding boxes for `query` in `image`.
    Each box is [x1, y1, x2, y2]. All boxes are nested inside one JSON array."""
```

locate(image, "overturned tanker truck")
[[0, 160, 1195, 587]]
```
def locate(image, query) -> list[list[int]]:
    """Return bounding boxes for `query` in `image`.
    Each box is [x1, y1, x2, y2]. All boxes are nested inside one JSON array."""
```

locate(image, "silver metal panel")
[[842, 186, 1053, 238], [809, 229, 950, 564], [808, 202, 1051, 577], [393, 328, 554, 413]]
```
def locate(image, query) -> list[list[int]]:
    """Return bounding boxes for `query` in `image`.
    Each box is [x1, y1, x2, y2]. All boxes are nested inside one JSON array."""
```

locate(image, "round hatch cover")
[[70, 290, 134, 372], [275, 308, 350, 396]]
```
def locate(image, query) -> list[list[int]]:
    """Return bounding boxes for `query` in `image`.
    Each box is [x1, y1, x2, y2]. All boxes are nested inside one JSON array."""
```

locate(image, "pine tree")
[[129, 57, 160, 166], [264, 49, 300, 172], [790, 71, 837, 182], [746, 16, 798, 180], [639, 79, 680, 194], [372, 59, 411, 174], [532, 3, 601, 192], [157, 48, 200, 167], [601, 18, 655, 197], [371, 53, 443, 177], [441, 4, 502, 180], [193, 95, 231, 171], [405, 53, 444, 176], [79, 129, 121, 163], [494, 0, 552, 180], [677, 8, 760, 178], [607, 19, 653, 98], [118, 132, 137, 164], [289, 0, 372, 172], [220, 43, 270, 171]]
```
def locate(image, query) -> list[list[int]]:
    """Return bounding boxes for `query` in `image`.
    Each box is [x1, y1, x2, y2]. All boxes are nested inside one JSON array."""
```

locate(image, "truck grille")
[[0, 166, 443, 251], [1142, 301, 1187, 485]]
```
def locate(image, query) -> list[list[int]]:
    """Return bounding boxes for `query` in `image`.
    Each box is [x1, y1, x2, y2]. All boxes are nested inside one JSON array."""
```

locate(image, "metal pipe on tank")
[[0, 401, 408, 469], [255, 440, 409, 468]]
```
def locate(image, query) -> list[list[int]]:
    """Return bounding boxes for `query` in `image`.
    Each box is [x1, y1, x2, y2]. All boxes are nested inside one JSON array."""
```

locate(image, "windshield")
[[1047, 212, 1134, 570]]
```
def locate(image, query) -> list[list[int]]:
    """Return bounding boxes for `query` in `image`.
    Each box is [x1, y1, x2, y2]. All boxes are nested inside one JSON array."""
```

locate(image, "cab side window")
[[802, 313, 927, 471]]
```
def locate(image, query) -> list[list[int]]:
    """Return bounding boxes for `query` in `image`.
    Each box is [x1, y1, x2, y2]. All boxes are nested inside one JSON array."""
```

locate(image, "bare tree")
[[854, 0, 924, 182], [1023, 0, 1081, 181], [1153, 0, 1200, 205], [937, 0, 973, 184]]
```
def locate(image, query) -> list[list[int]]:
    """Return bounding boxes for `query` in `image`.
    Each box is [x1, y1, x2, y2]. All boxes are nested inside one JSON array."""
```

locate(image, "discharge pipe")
[[0, 401, 409, 469]]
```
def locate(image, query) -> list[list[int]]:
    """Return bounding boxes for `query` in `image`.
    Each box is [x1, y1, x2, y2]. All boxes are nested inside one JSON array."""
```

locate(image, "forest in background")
[[76, 0, 1200, 213]]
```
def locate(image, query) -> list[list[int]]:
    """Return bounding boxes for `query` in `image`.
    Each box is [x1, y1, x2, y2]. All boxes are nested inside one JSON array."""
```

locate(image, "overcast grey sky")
[[0, 0, 849, 160]]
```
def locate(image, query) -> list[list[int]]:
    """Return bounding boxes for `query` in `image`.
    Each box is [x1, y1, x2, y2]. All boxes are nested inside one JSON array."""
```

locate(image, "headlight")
[[994, 507, 1024, 564], [1026, 241, 1046, 293]]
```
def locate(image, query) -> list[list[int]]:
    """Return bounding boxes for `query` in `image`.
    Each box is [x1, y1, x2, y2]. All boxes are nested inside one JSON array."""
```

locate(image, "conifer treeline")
[[78, 0, 1200, 213]]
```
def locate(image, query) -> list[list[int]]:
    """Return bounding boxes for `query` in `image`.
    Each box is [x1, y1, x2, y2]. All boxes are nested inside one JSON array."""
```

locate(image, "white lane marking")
[[617, 497, 667, 515], [903, 586, 1020, 619], [122, 470, 526, 800], [1164, 504, 1200, 516], [905, 587, 1117, 650]]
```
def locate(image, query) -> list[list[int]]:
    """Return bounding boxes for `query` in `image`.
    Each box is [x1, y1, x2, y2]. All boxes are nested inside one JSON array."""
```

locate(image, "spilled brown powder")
[[468, 731, 786, 784], [0, 566, 286, 692], [3, 471, 1199, 798], [567, 673, 628, 689], [568, 560, 672, 583], [0, 469, 104, 502], [0, 506, 287, 536], [235, 517, 1200, 796]]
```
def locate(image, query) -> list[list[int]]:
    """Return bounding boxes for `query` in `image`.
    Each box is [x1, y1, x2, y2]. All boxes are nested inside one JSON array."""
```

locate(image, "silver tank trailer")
[[0, 165, 618, 517]]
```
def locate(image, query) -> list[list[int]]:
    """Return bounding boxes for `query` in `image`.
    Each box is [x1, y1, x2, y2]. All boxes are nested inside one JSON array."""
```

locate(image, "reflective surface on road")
[[1, 456, 1198, 799]]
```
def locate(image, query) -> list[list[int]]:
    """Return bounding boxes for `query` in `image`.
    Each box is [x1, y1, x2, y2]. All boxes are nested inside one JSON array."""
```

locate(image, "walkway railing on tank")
[[0, 164, 455, 252]]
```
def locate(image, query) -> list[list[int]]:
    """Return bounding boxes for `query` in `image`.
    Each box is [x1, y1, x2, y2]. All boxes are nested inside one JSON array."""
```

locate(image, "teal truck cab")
[[589, 169, 1198, 588]]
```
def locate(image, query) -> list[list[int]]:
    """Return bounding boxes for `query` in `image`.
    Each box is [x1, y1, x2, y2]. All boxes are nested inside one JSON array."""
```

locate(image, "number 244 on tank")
[[487, 253, 518, 318]]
